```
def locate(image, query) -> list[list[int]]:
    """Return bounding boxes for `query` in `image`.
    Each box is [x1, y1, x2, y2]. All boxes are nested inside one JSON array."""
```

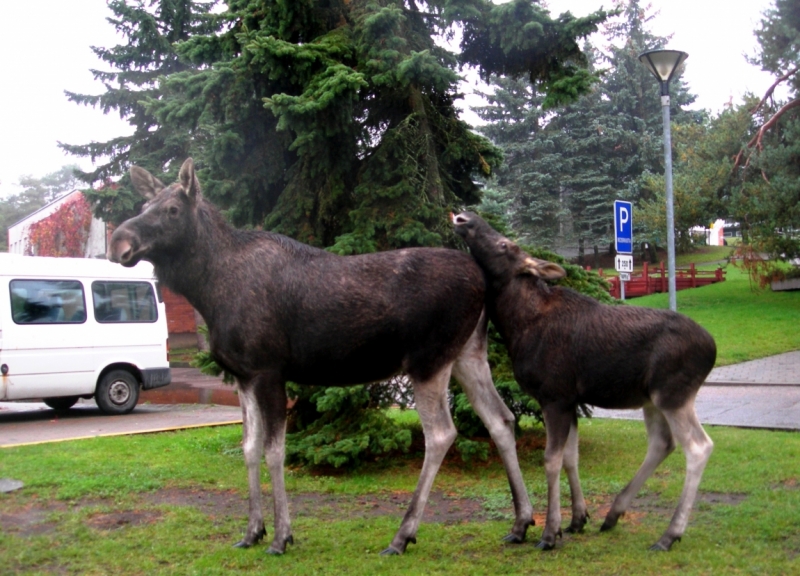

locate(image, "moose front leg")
[[537, 407, 572, 550], [562, 420, 589, 534], [234, 380, 267, 548], [235, 376, 292, 554], [261, 380, 293, 555]]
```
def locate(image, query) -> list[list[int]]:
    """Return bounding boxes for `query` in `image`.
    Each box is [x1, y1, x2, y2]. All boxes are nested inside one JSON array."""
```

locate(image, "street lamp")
[[638, 49, 688, 312]]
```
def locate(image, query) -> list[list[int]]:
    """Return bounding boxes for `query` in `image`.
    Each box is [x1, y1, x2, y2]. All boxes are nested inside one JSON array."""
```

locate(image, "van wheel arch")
[[44, 396, 79, 411], [95, 368, 141, 415]]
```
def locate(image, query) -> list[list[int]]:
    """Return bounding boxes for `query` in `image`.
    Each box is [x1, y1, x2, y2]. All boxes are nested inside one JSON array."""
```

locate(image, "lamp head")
[[638, 49, 688, 96]]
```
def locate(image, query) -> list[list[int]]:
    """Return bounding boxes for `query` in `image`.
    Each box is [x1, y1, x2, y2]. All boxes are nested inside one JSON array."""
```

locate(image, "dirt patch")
[[86, 510, 163, 531], [0, 498, 70, 537], [0, 487, 747, 538], [144, 487, 487, 525], [698, 491, 747, 506], [145, 487, 244, 520]]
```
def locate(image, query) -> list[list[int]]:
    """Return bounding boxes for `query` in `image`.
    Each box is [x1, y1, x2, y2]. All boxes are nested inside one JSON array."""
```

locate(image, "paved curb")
[[704, 381, 800, 387]]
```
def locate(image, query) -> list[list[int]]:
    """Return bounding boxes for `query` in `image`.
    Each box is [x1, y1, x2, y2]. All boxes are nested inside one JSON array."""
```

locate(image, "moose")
[[107, 159, 535, 555], [453, 211, 715, 552]]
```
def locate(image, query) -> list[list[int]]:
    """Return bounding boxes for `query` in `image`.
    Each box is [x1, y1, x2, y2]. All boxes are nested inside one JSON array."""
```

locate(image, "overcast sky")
[[0, 0, 782, 198]]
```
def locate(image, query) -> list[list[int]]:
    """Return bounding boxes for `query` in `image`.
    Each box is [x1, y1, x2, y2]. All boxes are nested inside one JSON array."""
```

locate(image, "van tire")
[[96, 370, 140, 415], [44, 396, 79, 411]]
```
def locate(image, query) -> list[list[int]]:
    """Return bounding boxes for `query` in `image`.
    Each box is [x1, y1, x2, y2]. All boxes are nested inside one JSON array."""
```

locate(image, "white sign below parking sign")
[[615, 255, 633, 273]]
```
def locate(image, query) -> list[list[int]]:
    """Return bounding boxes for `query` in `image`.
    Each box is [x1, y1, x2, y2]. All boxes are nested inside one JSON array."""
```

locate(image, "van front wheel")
[[96, 370, 140, 415]]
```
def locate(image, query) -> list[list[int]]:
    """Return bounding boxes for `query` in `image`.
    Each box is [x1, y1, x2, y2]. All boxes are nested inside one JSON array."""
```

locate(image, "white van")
[[0, 254, 171, 414]]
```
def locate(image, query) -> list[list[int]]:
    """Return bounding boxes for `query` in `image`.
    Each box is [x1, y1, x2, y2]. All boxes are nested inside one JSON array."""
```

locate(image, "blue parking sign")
[[614, 200, 633, 254]]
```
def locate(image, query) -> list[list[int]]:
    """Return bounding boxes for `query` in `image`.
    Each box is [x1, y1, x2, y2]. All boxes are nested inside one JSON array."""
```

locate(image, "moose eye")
[[500, 242, 507, 250], [168, 206, 179, 216]]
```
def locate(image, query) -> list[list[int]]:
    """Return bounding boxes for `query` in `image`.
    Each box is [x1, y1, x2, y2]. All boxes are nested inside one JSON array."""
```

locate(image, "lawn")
[[1, 420, 798, 575], [628, 265, 800, 365]]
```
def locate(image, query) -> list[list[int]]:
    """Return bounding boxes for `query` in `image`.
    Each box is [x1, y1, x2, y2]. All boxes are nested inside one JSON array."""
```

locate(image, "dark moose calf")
[[453, 212, 715, 552], [108, 159, 534, 555]]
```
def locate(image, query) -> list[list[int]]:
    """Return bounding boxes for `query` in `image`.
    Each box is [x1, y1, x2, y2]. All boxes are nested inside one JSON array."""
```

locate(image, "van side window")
[[10, 280, 87, 324], [92, 281, 158, 323]]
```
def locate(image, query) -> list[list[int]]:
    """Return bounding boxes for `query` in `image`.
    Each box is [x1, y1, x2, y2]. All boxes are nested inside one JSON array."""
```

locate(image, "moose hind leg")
[[381, 364, 457, 556], [234, 382, 267, 548], [650, 401, 713, 551], [601, 403, 674, 533], [452, 317, 533, 543], [562, 421, 588, 534]]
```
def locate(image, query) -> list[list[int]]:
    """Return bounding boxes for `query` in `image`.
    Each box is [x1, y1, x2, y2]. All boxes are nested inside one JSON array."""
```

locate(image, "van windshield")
[[92, 281, 158, 323], [10, 279, 87, 324]]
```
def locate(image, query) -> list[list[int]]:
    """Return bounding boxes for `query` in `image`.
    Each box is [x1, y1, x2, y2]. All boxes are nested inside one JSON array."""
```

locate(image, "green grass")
[[629, 265, 800, 365], [593, 245, 800, 365], [1, 421, 798, 575]]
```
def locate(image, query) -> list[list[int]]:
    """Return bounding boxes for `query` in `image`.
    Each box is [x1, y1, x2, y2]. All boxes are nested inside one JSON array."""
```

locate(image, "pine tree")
[[475, 0, 700, 263], [64, 0, 609, 240], [60, 0, 222, 224], [473, 75, 565, 247]]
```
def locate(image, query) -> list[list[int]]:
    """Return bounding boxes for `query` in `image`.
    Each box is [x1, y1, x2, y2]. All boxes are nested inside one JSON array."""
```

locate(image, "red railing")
[[590, 261, 725, 299]]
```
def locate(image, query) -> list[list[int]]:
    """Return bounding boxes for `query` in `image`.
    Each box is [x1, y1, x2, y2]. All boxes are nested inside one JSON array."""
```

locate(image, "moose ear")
[[178, 158, 201, 201], [519, 257, 567, 281], [129, 166, 165, 200]]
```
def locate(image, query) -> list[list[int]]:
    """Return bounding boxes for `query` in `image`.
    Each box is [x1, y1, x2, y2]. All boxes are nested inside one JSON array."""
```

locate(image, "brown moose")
[[453, 211, 715, 552], [107, 159, 534, 555]]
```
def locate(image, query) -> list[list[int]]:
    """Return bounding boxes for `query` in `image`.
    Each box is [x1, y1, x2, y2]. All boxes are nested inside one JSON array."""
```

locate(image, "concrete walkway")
[[593, 351, 800, 431], [704, 350, 800, 386]]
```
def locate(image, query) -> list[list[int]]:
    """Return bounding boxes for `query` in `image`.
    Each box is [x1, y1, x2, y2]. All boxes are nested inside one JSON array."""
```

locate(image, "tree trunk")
[[578, 237, 585, 266], [408, 85, 444, 205], [593, 244, 600, 269], [648, 242, 658, 264]]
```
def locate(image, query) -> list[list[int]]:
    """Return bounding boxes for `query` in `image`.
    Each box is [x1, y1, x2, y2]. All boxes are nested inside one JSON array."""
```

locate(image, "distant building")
[[692, 219, 741, 247], [6, 191, 198, 348], [7, 190, 106, 257]]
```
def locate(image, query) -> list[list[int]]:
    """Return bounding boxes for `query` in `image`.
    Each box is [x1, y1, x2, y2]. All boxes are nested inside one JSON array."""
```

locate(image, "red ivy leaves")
[[26, 194, 93, 257]]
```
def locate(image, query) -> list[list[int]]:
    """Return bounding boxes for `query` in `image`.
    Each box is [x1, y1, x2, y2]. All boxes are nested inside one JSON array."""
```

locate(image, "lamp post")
[[638, 49, 688, 312]]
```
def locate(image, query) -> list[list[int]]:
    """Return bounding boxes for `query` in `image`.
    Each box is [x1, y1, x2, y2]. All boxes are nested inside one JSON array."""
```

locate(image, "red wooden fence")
[[589, 261, 725, 299]]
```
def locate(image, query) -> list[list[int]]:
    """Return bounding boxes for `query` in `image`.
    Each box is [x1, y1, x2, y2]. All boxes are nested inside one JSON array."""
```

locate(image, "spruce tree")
[[65, 0, 609, 240], [475, 0, 699, 262], [59, 0, 222, 224]]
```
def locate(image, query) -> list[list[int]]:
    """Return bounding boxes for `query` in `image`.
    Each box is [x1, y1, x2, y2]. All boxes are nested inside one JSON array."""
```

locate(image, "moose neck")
[[153, 203, 237, 323], [489, 276, 550, 343]]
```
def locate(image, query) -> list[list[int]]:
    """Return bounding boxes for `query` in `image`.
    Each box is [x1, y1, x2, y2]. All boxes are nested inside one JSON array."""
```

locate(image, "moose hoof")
[[649, 535, 680, 552], [600, 516, 619, 532], [234, 527, 267, 548], [266, 535, 294, 555], [380, 536, 416, 556], [535, 539, 556, 551], [565, 513, 589, 534], [501, 532, 525, 544]]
